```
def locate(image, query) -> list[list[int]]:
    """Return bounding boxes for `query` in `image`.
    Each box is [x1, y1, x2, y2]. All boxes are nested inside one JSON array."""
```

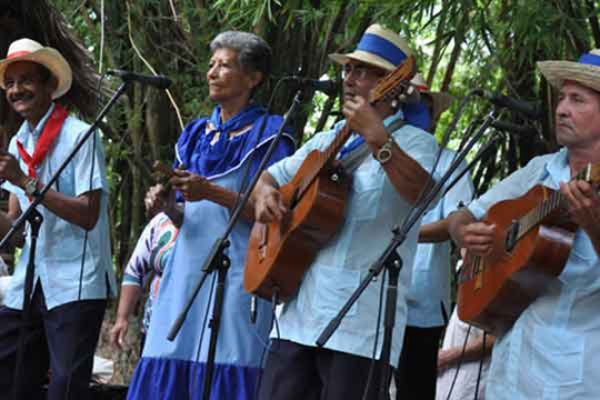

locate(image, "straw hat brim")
[[329, 51, 397, 72], [537, 60, 600, 93], [0, 48, 73, 99]]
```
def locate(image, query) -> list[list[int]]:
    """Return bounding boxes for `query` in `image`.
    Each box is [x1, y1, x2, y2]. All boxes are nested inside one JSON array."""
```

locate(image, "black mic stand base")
[[12, 209, 43, 400]]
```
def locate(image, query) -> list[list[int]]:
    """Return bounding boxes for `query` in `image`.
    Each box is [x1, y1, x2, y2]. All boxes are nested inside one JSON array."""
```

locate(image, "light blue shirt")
[[407, 149, 474, 327], [2, 103, 116, 310], [267, 112, 440, 366], [467, 148, 600, 400]]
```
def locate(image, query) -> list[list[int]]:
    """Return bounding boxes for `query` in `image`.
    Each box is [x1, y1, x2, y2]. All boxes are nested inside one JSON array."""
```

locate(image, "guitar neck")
[[515, 163, 599, 241], [295, 123, 354, 200]]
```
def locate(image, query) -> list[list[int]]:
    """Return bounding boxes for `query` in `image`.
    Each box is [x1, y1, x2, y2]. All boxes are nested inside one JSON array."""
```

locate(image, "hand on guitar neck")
[[559, 179, 600, 254], [152, 160, 256, 221]]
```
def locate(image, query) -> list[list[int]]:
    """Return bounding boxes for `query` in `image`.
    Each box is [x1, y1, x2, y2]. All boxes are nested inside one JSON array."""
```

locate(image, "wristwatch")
[[24, 177, 40, 197], [375, 135, 394, 164]]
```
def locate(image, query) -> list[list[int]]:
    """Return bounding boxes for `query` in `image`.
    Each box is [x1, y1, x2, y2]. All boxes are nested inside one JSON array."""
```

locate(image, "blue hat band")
[[356, 33, 407, 67], [578, 53, 600, 67]]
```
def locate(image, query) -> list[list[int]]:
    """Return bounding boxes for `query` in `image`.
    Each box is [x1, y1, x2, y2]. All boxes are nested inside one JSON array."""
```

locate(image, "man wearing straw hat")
[[0, 38, 115, 399], [252, 24, 440, 400], [447, 50, 600, 399], [393, 73, 477, 400]]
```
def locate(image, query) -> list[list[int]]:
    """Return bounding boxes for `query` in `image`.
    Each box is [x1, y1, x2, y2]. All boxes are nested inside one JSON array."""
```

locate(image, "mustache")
[[9, 92, 33, 103], [557, 117, 575, 130]]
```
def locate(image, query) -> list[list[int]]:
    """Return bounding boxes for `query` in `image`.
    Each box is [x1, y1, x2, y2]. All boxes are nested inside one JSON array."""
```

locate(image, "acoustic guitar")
[[244, 57, 418, 301], [457, 162, 600, 335]]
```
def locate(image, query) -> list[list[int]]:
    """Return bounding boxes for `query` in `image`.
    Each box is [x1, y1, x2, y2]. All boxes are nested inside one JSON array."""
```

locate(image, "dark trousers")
[[394, 325, 444, 400], [258, 339, 390, 400], [0, 283, 106, 400]]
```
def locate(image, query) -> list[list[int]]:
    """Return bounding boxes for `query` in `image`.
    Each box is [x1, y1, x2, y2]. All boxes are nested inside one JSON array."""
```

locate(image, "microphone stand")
[[167, 89, 305, 400], [1, 81, 131, 400], [316, 109, 498, 400]]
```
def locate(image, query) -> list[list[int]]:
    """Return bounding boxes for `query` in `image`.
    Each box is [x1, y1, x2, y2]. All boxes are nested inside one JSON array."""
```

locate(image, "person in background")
[[394, 72, 475, 400], [436, 305, 494, 400], [110, 211, 178, 354]]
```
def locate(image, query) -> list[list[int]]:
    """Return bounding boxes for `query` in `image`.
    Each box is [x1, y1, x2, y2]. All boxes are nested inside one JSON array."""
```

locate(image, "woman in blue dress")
[[127, 31, 295, 400]]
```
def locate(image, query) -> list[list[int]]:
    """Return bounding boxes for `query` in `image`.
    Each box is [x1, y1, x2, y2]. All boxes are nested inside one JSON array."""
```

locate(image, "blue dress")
[[127, 105, 295, 400]]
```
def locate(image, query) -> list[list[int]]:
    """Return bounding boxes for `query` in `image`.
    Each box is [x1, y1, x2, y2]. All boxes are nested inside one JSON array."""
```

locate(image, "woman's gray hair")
[[210, 31, 272, 80]]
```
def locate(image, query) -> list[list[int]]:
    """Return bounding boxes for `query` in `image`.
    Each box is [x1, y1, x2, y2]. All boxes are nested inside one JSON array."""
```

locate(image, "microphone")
[[475, 90, 543, 120], [286, 76, 339, 96], [107, 69, 172, 89], [491, 120, 539, 136]]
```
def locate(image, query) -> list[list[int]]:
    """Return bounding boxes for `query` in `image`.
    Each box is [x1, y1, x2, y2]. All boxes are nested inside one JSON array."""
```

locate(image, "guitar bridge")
[[505, 220, 519, 252]]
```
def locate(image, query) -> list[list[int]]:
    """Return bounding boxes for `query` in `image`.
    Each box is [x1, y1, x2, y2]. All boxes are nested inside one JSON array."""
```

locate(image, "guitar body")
[[244, 149, 351, 301], [458, 185, 575, 335]]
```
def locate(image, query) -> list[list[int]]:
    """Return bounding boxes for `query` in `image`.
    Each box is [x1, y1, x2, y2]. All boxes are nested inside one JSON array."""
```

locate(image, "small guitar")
[[457, 162, 600, 335], [244, 56, 422, 301], [153, 161, 254, 220]]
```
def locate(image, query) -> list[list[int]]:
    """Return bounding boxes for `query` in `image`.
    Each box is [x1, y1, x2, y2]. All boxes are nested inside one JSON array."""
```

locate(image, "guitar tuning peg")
[[398, 85, 421, 105]]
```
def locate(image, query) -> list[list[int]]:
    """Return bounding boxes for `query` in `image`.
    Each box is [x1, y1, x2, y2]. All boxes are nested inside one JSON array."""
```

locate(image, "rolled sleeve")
[[72, 129, 108, 196]]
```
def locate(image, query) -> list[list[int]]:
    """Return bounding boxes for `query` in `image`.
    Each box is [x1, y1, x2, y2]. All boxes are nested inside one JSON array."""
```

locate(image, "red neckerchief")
[[16, 103, 68, 178]]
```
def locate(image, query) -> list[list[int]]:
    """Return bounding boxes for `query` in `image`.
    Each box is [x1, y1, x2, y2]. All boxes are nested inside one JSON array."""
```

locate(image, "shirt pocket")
[[48, 160, 75, 196], [313, 265, 361, 317], [560, 230, 598, 284], [531, 326, 584, 386], [350, 161, 384, 222]]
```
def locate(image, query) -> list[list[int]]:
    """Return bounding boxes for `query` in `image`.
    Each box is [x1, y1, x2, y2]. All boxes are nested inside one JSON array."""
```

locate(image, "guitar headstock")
[[368, 56, 417, 105]]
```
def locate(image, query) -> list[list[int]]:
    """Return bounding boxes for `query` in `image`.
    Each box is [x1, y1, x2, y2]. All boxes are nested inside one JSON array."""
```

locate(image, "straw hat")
[[537, 49, 600, 92], [410, 73, 454, 121], [329, 24, 414, 71], [0, 38, 72, 99]]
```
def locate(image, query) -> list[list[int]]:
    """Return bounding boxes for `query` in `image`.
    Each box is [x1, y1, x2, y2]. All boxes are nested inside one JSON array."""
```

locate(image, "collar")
[[544, 147, 570, 188], [21, 102, 56, 140]]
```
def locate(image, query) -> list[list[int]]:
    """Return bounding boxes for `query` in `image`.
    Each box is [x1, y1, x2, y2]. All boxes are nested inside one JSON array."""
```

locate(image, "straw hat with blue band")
[[329, 24, 414, 71], [537, 49, 600, 93], [0, 38, 73, 100]]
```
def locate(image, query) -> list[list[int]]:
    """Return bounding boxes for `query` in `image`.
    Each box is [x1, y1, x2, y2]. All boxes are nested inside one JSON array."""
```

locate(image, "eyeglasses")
[[341, 64, 386, 81]]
